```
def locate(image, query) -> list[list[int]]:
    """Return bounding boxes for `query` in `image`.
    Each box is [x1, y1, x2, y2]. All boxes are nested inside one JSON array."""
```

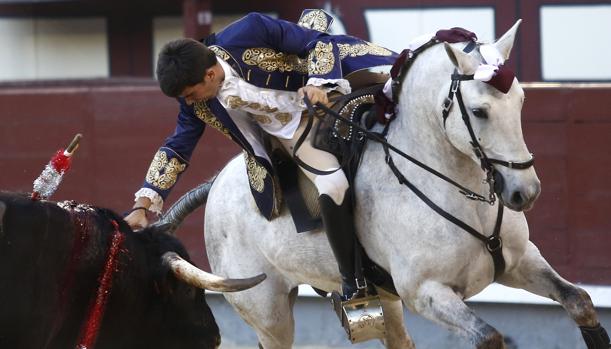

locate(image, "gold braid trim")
[[337, 42, 393, 59], [242, 48, 308, 73], [226, 95, 278, 113], [209, 45, 231, 61], [145, 151, 187, 190], [308, 42, 335, 75], [193, 101, 232, 139], [298, 10, 329, 32], [244, 152, 267, 193], [253, 114, 272, 124], [274, 113, 292, 126]]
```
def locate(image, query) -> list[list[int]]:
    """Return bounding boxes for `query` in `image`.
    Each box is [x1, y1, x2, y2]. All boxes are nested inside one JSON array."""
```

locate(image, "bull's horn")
[[161, 252, 266, 292], [153, 178, 216, 236]]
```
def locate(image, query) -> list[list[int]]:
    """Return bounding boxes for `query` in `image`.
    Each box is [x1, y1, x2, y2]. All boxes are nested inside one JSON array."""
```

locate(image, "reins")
[[302, 95, 507, 278], [296, 37, 535, 279]]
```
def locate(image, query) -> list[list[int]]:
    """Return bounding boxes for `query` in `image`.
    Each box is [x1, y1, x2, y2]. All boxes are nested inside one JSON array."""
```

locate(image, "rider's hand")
[[125, 209, 149, 231], [298, 85, 329, 106], [125, 196, 152, 231]]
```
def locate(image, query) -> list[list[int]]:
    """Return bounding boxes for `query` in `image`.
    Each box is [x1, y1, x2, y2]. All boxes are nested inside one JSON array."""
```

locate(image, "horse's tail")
[[153, 176, 217, 236]]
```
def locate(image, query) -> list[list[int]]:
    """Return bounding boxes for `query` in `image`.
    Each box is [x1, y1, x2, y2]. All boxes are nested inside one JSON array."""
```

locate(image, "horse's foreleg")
[[224, 282, 297, 349], [497, 241, 610, 349], [378, 290, 416, 349], [412, 281, 505, 349]]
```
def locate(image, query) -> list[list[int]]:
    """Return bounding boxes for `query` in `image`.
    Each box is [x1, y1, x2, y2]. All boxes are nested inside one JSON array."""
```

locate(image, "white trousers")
[[278, 116, 349, 206]]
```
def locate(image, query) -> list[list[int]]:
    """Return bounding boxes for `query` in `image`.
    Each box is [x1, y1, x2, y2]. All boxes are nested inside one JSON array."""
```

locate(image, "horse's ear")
[[444, 42, 480, 75], [494, 19, 522, 60]]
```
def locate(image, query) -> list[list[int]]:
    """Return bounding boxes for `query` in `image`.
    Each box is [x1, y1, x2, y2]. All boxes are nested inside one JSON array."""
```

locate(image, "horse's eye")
[[471, 108, 488, 119]]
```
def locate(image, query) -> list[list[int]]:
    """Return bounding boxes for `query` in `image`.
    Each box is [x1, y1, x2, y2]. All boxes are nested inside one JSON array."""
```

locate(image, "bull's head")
[[118, 220, 265, 349]]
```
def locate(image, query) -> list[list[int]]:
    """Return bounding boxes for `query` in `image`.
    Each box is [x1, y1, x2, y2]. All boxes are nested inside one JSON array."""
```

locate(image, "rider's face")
[[180, 63, 224, 105]]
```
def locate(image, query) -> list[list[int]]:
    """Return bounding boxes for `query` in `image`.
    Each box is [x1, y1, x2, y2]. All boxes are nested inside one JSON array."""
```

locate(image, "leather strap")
[[382, 144, 505, 279]]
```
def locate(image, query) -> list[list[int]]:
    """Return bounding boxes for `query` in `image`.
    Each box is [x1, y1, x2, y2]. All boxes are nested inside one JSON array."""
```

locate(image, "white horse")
[[163, 21, 609, 349]]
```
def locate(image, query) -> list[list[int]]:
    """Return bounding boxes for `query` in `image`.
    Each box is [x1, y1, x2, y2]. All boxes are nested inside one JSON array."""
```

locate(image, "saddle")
[[273, 83, 384, 233]]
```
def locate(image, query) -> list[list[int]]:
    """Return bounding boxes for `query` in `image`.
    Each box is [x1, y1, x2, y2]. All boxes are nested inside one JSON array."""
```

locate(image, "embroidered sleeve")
[[141, 147, 188, 201], [138, 100, 205, 202]]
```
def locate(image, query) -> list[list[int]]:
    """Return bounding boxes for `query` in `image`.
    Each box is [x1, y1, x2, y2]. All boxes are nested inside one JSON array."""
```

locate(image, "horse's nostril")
[[511, 191, 524, 206]]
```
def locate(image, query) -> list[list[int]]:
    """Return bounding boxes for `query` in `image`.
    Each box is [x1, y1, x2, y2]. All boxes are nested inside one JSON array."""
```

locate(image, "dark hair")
[[156, 38, 218, 97]]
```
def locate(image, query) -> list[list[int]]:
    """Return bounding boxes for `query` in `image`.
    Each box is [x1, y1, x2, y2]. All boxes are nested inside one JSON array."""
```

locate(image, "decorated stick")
[[32, 134, 83, 200]]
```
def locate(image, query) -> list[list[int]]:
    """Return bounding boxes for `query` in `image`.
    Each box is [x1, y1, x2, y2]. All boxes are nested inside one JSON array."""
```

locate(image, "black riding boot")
[[319, 190, 359, 301]]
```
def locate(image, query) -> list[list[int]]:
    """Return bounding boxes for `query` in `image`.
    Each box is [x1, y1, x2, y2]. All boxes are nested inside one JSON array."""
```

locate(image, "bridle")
[[298, 36, 536, 279], [441, 40, 535, 205]]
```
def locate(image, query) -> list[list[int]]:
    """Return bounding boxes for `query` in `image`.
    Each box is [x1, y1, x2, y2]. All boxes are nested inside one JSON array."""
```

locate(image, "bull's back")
[[0, 193, 83, 347]]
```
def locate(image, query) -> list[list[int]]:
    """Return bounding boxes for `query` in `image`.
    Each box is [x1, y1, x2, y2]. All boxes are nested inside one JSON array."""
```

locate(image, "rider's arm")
[[126, 99, 205, 228]]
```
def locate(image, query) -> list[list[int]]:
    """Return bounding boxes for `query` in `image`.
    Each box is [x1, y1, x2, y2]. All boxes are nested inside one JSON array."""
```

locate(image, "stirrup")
[[330, 287, 386, 343]]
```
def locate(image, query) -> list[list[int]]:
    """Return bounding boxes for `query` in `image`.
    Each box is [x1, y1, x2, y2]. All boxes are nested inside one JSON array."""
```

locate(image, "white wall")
[[152, 16, 184, 76], [540, 5, 611, 81], [151, 14, 251, 77], [365, 7, 495, 53], [0, 17, 108, 81]]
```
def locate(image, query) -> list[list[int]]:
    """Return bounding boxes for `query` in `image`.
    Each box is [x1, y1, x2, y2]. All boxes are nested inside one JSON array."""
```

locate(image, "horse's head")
[[440, 20, 540, 211]]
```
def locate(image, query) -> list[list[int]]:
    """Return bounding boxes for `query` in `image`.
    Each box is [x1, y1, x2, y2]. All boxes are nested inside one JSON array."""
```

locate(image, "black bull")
[[0, 192, 263, 349]]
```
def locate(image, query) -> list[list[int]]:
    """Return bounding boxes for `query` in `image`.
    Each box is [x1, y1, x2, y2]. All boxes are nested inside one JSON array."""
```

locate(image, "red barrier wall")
[[1, 81, 610, 284]]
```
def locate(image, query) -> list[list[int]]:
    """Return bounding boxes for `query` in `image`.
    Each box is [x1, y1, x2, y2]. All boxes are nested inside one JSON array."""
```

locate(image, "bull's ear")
[[444, 42, 480, 75], [0, 202, 6, 236], [494, 19, 521, 60]]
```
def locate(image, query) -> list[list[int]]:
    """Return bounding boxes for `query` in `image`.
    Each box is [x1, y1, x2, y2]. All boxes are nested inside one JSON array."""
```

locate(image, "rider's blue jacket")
[[141, 11, 398, 219]]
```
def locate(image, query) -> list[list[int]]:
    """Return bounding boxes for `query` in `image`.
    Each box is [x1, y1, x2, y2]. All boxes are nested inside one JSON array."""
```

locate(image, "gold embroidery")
[[244, 152, 267, 193], [297, 10, 329, 32], [193, 101, 232, 139], [275, 113, 292, 126], [226, 96, 278, 113], [338, 42, 393, 59], [242, 48, 308, 73], [145, 151, 186, 190], [209, 45, 230, 61], [227, 96, 248, 109], [308, 42, 335, 75], [248, 102, 262, 110], [253, 115, 272, 124]]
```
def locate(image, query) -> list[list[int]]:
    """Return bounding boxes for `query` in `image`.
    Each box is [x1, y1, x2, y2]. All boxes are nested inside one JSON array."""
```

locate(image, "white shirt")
[[216, 59, 306, 139]]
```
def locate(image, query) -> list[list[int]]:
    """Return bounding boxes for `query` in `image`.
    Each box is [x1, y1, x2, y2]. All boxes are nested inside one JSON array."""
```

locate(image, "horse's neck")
[[385, 46, 483, 188]]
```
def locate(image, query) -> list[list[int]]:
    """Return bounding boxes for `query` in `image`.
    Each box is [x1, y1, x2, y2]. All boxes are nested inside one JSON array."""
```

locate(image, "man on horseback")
[[124, 10, 398, 303]]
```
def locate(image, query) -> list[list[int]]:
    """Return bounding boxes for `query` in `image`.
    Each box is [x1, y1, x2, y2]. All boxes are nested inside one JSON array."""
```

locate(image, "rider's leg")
[[278, 118, 359, 300]]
